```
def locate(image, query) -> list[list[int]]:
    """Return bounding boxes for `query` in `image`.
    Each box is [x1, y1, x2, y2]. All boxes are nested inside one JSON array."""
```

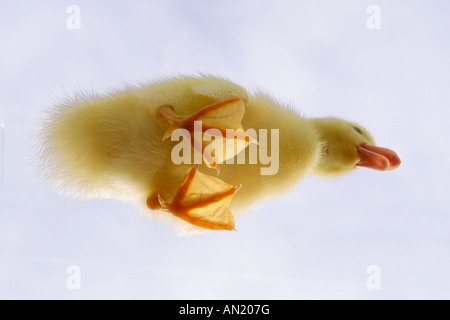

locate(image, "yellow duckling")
[[37, 75, 400, 233]]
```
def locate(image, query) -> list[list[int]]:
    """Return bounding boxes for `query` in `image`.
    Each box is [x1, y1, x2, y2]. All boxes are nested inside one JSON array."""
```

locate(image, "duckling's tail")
[[36, 91, 137, 201]]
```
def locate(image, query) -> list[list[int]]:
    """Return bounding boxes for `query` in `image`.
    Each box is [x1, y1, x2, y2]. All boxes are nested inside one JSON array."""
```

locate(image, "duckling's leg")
[[156, 98, 256, 172], [147, 166, 240, 231]]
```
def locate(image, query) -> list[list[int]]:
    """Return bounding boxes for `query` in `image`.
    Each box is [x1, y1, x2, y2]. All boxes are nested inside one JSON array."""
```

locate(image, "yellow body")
[[37, 75, 381, 232]]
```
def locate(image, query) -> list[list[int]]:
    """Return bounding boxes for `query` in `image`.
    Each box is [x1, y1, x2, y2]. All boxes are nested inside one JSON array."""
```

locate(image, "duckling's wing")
[[156, 98, 256, 171], [192, 81, 248, 102], [147, 167, 240, 231]]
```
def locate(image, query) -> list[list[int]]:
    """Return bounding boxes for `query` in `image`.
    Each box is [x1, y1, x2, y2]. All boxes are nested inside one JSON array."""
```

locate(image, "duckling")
[[37, 75, 400, 233]]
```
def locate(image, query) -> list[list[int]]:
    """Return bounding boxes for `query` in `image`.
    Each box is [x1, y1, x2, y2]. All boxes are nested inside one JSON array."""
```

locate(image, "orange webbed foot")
[[147, 166, 241, 231], [156, 98, 257, 172]]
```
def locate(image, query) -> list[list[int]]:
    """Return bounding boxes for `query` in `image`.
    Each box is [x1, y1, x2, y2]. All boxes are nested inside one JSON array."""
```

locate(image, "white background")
[[0, 0, 449, 299]]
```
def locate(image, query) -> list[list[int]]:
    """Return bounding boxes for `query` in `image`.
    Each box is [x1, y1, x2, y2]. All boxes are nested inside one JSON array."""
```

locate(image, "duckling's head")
[[311, 118, 401, 177]]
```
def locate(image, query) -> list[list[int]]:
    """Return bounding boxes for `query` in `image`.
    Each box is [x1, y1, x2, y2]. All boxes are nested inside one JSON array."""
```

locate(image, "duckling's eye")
[[352, 126, 363, 135]]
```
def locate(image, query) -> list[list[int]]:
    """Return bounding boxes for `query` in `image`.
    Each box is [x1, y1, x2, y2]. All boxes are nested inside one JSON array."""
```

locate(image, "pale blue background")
[[0, 0, 449, 299]]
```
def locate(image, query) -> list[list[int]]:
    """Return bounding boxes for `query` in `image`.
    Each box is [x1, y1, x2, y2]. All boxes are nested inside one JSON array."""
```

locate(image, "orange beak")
[[356, 144, 401, 171]]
